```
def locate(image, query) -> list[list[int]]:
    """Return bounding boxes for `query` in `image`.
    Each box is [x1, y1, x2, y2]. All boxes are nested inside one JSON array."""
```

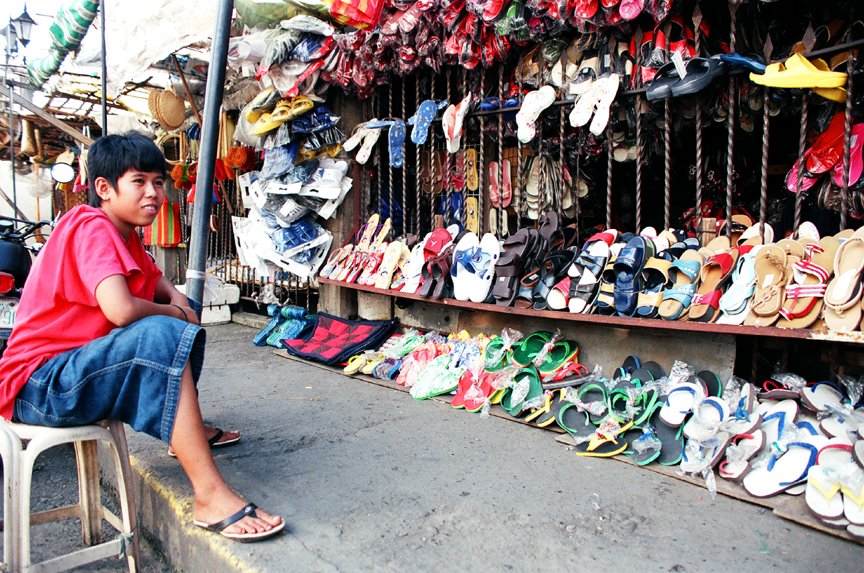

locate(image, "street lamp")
[[5, 4, 38, 216], [12, 5, 36, 48]]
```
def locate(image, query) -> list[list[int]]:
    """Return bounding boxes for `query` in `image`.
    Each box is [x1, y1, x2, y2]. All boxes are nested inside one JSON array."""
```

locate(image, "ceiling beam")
[[9, 91, 94, 146]]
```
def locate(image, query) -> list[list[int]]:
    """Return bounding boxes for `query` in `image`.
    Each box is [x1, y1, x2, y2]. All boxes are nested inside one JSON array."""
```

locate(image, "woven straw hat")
[[149, 88, 186, 131]]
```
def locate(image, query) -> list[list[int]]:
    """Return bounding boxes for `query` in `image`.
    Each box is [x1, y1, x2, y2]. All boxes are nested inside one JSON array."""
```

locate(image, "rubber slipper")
[[718, 430, 766, 482], [831, 123, 864, 187], [743, 436, 829, 498], [169, 427, 241, 458], [843, 478, 864, 525], [800, 381, 847, 414], [626, 424, 664, 466], [636, 257, 672, 318], [670, 57, 728, 97], [193, 503, 284, 542], [683, 396, 730, 442], [634, 401, 685, 466], [744, 245, 789, 327], [516, 85, 556, 143], [750, 53, 847, 89], [355, 124, 383, 165], [409, 99, 444, 145], [443, 94, 473, 153], [556, 401, 597, 443], [658, 249, 703, 320], [612, 235, 649, 317], [716, 252, 758, 325], [824, 237, 864, 331], [646, 61, 681, 101], [466, 233, 500, 303], [562, 240, 610, 312], [659, 380, 705, 427], [510, 331, 553, 367], [569, 382, 609, 425], [501, 365, 543, 416], [721, 52, 766, 74], [532, 388, 568, 427], [465, 149, 479, 191], [538, 340, 580, 375], [450, 232, 481, 301], [760, 399, 799, 446], [569, 79, 602, 128], [569, 53, 598, 95], [575, 419, 635, 457], [589, 74, 621, 136]]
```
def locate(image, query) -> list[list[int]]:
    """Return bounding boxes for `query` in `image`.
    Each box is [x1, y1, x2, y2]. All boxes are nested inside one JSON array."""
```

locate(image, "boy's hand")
[[171, 303, 201, 325]]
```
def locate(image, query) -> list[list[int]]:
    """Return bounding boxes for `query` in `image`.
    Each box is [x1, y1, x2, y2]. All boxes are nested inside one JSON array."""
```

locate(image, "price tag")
[[671, 52, 687, 79]]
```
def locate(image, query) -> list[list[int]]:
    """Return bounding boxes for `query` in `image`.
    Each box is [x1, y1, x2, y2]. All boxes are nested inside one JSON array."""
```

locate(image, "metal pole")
[[186, 0, 233, 306], [99, 0, 107, 134], [6, 21, 17, 215]]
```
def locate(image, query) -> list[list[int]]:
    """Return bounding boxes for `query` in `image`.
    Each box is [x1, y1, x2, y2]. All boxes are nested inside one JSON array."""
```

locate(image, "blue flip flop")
[[408, 99, 442, 145], [388, 120, 406, 168]]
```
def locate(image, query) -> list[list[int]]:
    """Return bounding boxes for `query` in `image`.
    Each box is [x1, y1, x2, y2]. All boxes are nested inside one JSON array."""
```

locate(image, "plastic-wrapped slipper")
[[743, 436, 828, 498], [516, 85, 556, 143], [467, 232, 500, 303], [589, 74, 620, 136], [355, 125, 383, 164], [443, 94, 473, 153], [450, 232, 480, 301]]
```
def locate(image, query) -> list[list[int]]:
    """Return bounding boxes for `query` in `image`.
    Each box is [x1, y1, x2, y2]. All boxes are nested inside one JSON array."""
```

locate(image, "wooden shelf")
[[319, 277, 864, 346]]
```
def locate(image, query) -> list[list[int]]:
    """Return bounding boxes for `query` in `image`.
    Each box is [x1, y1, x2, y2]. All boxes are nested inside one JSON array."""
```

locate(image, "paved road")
[[135, 323, 863, 572], [4, 322, 862, 572]]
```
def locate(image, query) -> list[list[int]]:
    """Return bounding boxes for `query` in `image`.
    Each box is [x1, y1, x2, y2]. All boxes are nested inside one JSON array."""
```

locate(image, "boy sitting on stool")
[[0, 132, 283, 541]]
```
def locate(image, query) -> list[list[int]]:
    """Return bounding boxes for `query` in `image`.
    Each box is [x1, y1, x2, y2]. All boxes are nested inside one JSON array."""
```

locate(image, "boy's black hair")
[[87, 132, 167, 207]]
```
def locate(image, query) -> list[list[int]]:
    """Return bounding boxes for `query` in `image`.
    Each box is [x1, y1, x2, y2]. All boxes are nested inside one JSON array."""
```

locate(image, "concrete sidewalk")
[[114, 320, 859, 573]]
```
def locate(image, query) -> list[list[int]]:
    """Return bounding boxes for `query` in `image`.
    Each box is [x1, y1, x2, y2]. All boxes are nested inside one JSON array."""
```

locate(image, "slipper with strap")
[[193, 503, 285, 542], [168, 428, 241, 457], [743, 436, 829, 498], [776, 236, 839, 329], [409, 99, 445, 145], [744, 245, 789, 327], [658, 250, 703, 320], [824, 236, 864, 331]]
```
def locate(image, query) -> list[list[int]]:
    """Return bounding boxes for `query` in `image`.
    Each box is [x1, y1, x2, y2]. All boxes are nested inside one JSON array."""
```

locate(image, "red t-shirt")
[[0, 205, 162, 420]]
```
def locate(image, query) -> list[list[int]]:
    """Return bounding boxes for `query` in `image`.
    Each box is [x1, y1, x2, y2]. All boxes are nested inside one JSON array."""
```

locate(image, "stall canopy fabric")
[[27, 0, 217, 96]]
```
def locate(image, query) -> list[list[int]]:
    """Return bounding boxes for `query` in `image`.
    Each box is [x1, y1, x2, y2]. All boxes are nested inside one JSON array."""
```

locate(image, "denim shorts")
[[13, 313, 205, 443]]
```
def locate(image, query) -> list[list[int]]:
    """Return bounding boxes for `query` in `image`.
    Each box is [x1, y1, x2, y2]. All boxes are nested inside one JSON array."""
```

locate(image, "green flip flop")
[[538, 339, 580, 374], [484, 336, 511, 372], [500, 365, 543, 416], [510, 331, 553, 367]]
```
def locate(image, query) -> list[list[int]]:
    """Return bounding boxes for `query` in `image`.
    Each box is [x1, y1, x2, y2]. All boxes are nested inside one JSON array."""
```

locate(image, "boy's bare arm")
[[96, 275, 199, 326], [154, 276, 189, 305]]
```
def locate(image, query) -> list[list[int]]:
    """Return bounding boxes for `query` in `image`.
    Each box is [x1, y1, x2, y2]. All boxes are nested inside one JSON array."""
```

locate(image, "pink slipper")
[[443, 94, 473, 153], [831, 123, 864, 187], [489, 161, 501, 207], [501, 159, 512, 208]]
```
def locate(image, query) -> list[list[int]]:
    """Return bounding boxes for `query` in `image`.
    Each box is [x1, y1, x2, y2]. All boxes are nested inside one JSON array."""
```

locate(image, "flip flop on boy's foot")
[[169, 427, 241, 457], [193, 503, 285, 542]]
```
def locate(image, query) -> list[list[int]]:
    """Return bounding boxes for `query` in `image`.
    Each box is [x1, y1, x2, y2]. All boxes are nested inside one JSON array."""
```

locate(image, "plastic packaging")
[[632, 426, 662, 455], [563, 387, 607, 418], [485, 328, 523, 368], [509, 375, 530, 408], [530, 329, 562, 369], [667, 360, 696, 387], [723, 375, 744, 404], [837, 373, 863, 406], [770, 368, 808, 392]]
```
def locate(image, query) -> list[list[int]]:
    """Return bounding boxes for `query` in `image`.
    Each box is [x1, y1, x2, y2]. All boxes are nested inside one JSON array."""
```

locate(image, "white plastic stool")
[[0, 424, 21, 571], [0, 420, 140, 573]]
